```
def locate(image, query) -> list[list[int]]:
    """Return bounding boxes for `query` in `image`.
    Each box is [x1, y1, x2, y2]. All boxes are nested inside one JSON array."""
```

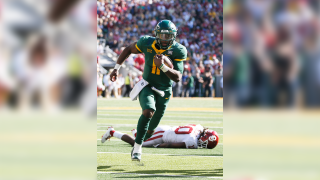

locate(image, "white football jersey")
[[162, 124, 203, 149]]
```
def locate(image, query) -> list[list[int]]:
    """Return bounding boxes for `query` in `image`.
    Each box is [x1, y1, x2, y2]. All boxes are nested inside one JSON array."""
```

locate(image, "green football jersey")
[[136, 35, 187, 91]]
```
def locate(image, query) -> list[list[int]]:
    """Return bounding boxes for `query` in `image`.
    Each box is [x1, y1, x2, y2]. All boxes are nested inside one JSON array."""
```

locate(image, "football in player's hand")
[[154, 54, 173, 68], [162, 55, 174, 69]]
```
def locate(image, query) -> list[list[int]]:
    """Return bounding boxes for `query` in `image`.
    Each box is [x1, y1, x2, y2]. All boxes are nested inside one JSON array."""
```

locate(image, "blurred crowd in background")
[[97, 0, 223, 98], [224, 0, 320, 107], [223, 2, 320, 180], [0, 1, 97, 180], [0, 0, 96, 113]]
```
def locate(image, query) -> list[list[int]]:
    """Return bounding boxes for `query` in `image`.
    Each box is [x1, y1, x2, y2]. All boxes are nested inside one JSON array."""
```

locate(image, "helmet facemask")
[[198, 138, 209, 148], [155, 32, 176, 49]]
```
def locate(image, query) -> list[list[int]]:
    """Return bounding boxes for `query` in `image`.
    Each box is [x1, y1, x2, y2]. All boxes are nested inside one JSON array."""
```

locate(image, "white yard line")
[[97, 130, 132, 135], [97, 172, 222, 179], [97, 151, 222, 157], [97, 139, 224, 145], [97, 109, 223, 112], [97, 124, 138, 127], [97, 124, 223, 128], [98, 114, 222, 119], [97, 118, 223, 124]]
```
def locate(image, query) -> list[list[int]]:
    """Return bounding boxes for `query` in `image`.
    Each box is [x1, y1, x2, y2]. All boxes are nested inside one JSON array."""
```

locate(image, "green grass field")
[[97, 98, 223, 179]]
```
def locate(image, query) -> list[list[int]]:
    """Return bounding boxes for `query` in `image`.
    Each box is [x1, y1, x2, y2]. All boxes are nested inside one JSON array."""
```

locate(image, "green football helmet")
[[154, 20, 177, 49]]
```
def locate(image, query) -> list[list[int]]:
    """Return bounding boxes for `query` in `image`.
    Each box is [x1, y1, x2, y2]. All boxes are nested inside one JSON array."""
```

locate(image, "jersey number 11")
[[152, 58, 161, 75]]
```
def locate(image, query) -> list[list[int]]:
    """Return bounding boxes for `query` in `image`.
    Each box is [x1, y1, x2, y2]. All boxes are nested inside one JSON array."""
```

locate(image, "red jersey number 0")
[[174, 126, 193, 134]]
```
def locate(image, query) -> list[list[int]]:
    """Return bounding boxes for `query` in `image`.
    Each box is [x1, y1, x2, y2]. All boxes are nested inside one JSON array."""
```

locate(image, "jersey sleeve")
[[196, 124, 204, 131], [184, 137, 198, 149], [172, 46, 187, 74], [136, 35, 150, 53]]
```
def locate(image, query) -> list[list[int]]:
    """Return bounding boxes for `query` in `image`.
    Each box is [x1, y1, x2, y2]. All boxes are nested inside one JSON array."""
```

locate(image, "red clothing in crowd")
[[134, 54, 145, 66], [184, 61, 191, 72]]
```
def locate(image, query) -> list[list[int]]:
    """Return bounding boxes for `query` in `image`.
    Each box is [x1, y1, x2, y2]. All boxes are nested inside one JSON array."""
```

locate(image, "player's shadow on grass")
[[167, 154, 223, 157], [97, 166, 124, 172], [114, 169, 223, 178], [97, 144, 131, 147], [97, 166, 111, 170], [114, 175, 194, 179]]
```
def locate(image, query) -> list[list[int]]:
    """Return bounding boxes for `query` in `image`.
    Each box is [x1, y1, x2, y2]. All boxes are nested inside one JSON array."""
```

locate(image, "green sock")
[[143, 131, 154, 141], [143, 108, 165, 141], [135, 114, 150, 144]]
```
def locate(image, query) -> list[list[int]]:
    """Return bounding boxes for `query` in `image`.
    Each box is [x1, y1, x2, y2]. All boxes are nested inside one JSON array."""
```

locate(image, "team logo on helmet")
[[209, 136, 216, 142], [198, 130, 219, 149]]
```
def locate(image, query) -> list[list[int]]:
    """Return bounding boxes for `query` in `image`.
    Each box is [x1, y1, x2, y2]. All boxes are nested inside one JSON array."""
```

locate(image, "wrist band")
[[159, 63, 170, 72], [114, 64, 121, 71]]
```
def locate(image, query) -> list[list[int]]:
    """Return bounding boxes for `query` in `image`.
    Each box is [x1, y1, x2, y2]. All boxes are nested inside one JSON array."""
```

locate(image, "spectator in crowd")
[[126, 54, 136, 67], [134, 61, 143, 72], [192, 53, 202, 64], [117, 73, 125, 97], [212, 54, 222, 75], [108, 39, 119, 49], [108, 77, 119, 98], [199, 61, 205, 74], [185, 72, 194, 97], [183, 61, 191, 73], [97, 73, 105, 98], [134, 54, 145, 71], [193, 72, 204, 97], [181, 71, 188, 97], [103, 71, 111, 98], [123, 72, 133, 97], [203, 66, 214, 97], [97, 39, 104, 54], [190, 60, 198, 76], [132, 73, 140, 85]]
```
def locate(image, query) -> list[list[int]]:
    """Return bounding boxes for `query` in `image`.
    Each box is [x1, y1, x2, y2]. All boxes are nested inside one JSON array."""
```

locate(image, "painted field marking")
[[98, 110, 222, 115], [98, 107, 223, 112], [97, 119, 223, 124], [97, 171, 222, 179], [97, 151, 223, 157], [97, 124, 138, 127], [97, 139, 224, 145], [98, 114, 223, 119], [97, 131, 132, 133], [97, 124, 223, 128], [97, 134, 224, 139]]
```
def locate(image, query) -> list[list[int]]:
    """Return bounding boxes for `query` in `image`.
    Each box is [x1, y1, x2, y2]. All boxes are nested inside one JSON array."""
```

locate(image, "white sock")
[[113, 131, 124, 139], [133, 142, 142, 154]]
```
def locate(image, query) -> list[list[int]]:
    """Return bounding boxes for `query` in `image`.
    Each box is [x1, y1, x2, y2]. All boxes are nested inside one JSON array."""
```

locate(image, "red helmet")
[[198, 130, 219, 149]]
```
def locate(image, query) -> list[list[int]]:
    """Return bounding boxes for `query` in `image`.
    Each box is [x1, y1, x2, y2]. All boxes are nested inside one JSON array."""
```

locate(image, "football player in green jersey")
[[110, 20, 187, 161]]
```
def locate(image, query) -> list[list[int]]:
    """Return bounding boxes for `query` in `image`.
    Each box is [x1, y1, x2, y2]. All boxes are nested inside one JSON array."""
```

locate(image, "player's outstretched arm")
[[156, 142, 186, 148], [121, 134, 135, 147], [154, 54, 182, 82], [110, 42, 141, 82]]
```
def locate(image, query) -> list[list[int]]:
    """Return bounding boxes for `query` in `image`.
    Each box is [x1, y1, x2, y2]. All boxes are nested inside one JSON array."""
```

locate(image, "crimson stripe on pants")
[[153, 131, 164, 135], [144, 135, 163, 142]]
